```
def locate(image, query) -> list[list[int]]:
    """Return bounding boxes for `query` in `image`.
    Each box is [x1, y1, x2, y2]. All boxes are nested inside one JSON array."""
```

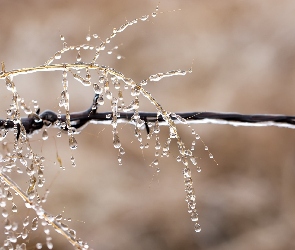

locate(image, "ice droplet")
[[69, 136, 78, 150], [76, 51, 81, 62], [31, 217, 38, 231], [36, 243, 42, 249], [54, 52, 61, 60], [11, 203, 17, 213], [42, 129, 49, 140], [194, 223, 201, 233]]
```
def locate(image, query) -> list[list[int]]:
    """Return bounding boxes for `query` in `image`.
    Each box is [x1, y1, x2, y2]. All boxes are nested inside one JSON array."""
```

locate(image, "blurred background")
[[1, 0, 295, 249]]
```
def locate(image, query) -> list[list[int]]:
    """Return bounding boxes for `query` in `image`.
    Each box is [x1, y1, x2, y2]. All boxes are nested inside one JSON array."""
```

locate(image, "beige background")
[[1, 0, 295, 249]]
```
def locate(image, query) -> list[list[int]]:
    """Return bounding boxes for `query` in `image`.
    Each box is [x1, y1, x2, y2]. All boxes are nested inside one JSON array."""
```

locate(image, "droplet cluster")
[[0, 4, 205, 249]]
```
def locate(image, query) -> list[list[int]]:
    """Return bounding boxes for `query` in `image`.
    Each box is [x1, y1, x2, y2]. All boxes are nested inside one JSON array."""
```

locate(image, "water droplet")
[[31, 217, 38, 231], [36, 243, 42, 249], [93, 83, 103, 94], [140, 15, 149, 21], [42, 129, 48, 140], [86, 34, 91, 41], [183, 168, 192, 178], [69, 136, 78, 150], [76, 51, 81, 62], [113, 134, 121, 148], [46, 241, 53, 249], [194, 223, 201, 233], [119, 147, 125, 155], [204, 146, 208, 151], [54, 52, 61, 60], [60, 222, 69, 231], [156, 167, 160, 173], [23, 216, 29, 227], [56, 131, 62, 138], [195, 134, 200, 140], [209, 153, 213, 159], [60, 35, 65, 41], [6, 190, 13, 200], [2, 208, 8, 218], [11, 203, 17, 213], [153, 159, 159, 165]]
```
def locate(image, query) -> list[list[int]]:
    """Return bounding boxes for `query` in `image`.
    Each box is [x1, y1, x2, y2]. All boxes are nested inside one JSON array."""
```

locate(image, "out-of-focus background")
[[1, 0, 295, 249]]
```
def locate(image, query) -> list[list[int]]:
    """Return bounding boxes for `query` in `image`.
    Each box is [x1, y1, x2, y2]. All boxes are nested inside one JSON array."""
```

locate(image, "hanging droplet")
[[93, 83, 103, 94], [209, 153, 213, 159], [60, 35, 65, 41], [194, 223, 201, 233], [11, 203, 17, 213], [156, 167, 160, 173], [69, 136, 78, 150], [54, 52, 62, 60], [113, 133, 121, 148], [23, 216, 29, 227], [31, 217, 38, 231], [2, 208, 8, 218], [86, 34, 91, 42], [204, 146, 208, 151], [76, 51, 81, 62], [119, 147, 125, 155], [42, 129, 49, 140], [195, 134, 200, 140], [34, 243, 42, 249], [56, 131, 62, 138]]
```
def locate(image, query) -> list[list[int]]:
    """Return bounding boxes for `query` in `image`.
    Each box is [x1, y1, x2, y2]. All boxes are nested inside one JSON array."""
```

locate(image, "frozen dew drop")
[[93, 83, 103, 94], [11, 203, 17, 213], [86, 34, 91, 41], [56, 131, 62, 138], [2, 208, 8, 218], [46, 241, 53, 249], [113, 133, 121, 148], [69, 229, 76, 239], [119, 147, 125, 155], [36, 243, 42, 249], [69, 136, 78, 150], [23, 216, 29, 227], [194, 223, 201, 233], [60, 222, 69, 231], [140, 15, 149, 21], [54, 52, 62, 60], [6, 190, 13, 200], [31, 217, 38, 231], [76, 51, 81, 62], [42, 129, 48, 140]]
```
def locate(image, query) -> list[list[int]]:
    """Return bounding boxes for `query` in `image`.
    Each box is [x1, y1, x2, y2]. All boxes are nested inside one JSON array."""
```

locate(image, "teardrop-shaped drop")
[[69, 136, 78, 150], [42, 129, 48, 140]]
